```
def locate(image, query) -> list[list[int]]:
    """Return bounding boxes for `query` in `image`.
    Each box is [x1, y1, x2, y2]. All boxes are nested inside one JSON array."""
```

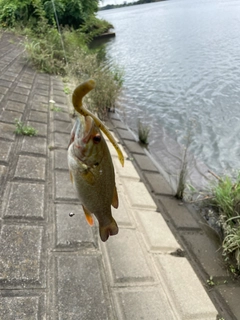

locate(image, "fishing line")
[[51, 0, 68, 66]]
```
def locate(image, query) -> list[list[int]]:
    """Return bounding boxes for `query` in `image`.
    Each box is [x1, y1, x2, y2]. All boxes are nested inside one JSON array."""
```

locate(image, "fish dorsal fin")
[[82, 205, 94, 226], [111, 186, 119, 209]]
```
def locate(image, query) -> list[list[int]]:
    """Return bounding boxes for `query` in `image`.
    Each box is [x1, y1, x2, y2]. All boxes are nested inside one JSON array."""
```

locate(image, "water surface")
[[98, 0, 240, 178]]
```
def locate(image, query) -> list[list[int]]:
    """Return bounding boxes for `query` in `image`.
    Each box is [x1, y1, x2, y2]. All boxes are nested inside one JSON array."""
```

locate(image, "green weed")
[[198, 173, 240, 271], [14, 119, 37, 136], [206, 276, 215, 287], [63, 86, 71, 95], [138, 120, 150, 145]]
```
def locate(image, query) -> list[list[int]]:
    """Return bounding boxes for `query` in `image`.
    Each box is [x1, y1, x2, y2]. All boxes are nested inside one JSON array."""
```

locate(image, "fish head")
[[70, 116, 105, 167]]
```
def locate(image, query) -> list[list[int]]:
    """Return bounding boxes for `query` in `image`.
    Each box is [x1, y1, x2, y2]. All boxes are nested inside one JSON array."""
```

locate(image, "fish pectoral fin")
[[82, 205, 94, 226], [82, 169, 95, 185], [111, 186, 119, 209]]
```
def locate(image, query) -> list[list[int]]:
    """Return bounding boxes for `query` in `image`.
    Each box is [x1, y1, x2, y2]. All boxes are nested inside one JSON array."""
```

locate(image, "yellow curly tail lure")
[[72, 79, 124, 167]]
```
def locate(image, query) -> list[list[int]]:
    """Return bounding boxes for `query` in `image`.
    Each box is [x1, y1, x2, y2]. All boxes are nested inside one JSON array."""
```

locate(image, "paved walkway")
[[0, 31, 239, 320]]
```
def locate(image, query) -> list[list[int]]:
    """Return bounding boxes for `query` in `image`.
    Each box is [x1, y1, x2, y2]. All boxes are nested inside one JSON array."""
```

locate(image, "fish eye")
[[93, 134, 101, 144]]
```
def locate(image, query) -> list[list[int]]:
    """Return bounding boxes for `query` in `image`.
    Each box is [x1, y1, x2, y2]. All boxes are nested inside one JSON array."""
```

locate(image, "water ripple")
[[99, 0, 240, 175]]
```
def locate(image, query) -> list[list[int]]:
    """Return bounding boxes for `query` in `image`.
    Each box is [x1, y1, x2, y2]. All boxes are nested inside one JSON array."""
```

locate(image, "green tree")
[[0, 0, 99, 29]]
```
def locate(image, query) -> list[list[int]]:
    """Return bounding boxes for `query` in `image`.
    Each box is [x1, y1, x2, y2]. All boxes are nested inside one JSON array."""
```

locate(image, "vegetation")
[[0, 0, 123, 119], [191, 172, 240, 273], [100, 0, 165, 11], [0, 0, 99, 29], [138, 120, 150, 145], [14, 119, 38, 136]]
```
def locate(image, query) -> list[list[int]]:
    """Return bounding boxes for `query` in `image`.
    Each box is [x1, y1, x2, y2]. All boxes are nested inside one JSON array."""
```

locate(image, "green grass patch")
[[138, 120, 150, 145], [14, 119, 37, 136], [196, 173, 240, 272]]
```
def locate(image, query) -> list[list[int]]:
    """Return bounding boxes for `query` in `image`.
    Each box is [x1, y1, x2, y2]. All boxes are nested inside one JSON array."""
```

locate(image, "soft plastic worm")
[[72, 79, 124, 167]]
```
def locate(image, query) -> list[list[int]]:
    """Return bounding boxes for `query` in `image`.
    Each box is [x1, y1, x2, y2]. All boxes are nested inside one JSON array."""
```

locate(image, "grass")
[[138, 120, 150, 145], [199, 173, 240, 272], [14, 119, 37, 136], [50, 106, 62, 112], [24, 26, 124, 119], [175, 131, 192, 200]]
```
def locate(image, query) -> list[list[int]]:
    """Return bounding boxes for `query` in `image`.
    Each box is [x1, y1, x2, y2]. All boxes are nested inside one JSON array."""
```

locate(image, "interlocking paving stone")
[[144, 171, 174, 195], [123, 140, 145, 154], [31, 102, 48, 113], [0, 165, 7, 187], [53, 89, 66, 97], [0, 86, 8, 95], [21, 136, 47, 155], [159, 196, 200, 229], [116, 128, 135, 140], [54, 95, 68, 104], [217, 286, 240, 320], [122, 179, 157, 210], [20, 76, 34, 84], [54, 132, 70, 148], [56, 255, 111, 320], [14, 86, 30, 96], [0, 225, 44, 287], [113, 157, 140, 181], [105, 228, 153, 284], [54, 149, 68, 170], [1, 74, 15, 82], [156, 255, 218, 319], [33, 94, 49, 103], [114, 289, 177, 320], [0, 296, 39, 320], [5, 100, 26, 113], [14, 155, 46, 181], [0, 79, 12, 88], [135, 210, 180, 252], [37, 89, 49, 96], [9, 92, 28, 104], [54, 120, 72, 133], [27, 121, 47, 137], [182, 231, 229, 277], [28, 110, 48, 123], [53, 112, 71, 122], [55, 203, 95, 248], [0, 140, 12, 163], [3, 182, 45, 219], [133, 154, 158, 172], [111, 119, 128, 130], [17, 81, 32, 89], [55, 170, 78, 200], [0, 110, 22, 123], [112, 193, 134, 228]]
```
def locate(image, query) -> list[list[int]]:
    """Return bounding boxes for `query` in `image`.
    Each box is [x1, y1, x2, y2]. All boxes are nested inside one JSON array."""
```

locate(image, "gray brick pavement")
[[0, 31, 238, 320]]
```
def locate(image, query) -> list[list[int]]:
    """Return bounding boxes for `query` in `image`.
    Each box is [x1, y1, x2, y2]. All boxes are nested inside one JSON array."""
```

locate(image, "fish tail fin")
[[99, 218, 118, 242]]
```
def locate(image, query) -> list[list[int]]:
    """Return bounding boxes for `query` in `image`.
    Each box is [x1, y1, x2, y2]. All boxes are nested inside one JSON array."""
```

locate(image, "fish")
[[68, 80, 122, 242]]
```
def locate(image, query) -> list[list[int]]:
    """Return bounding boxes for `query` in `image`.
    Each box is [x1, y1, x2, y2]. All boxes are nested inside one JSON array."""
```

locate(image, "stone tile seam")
[[18, 151, 47, 159]]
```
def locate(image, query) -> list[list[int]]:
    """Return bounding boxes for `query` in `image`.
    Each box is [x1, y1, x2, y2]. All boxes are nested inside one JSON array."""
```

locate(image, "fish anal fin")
[[111, 186, 119, 209], [82, 205, 94, 226]]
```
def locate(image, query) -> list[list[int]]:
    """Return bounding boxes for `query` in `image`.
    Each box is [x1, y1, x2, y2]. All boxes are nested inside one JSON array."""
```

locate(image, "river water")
[[98, 0, 240, 182]]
